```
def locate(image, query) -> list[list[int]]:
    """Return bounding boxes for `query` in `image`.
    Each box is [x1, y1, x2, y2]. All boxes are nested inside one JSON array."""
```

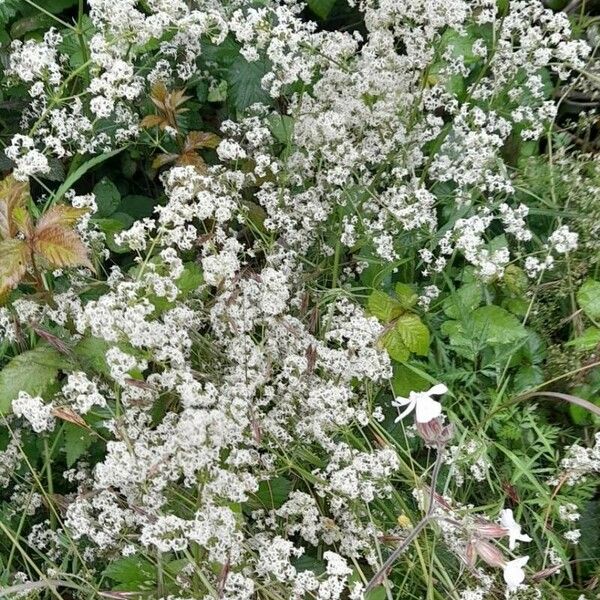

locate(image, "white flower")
[[392, 384, 448, 424], [499, 509, 532, 550], [503, 555, 529, 592]]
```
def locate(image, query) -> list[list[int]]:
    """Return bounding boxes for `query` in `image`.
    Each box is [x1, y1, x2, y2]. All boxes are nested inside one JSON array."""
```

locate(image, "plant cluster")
[[0, 0, 599, 599]]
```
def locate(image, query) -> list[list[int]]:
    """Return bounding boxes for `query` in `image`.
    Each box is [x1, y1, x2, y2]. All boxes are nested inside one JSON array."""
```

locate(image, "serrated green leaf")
[[471, 305, 528, 345], [63, 422, 92, 467], [368, 290, 403, 323], [103, 555, 156, 589], [566, 327, 600, 351], [442, 283, 482, 319], [380, 328, 409, 362], [577, 279, 600, 321], [177, 262, 203, 295], [250, 476, 293, 510], [93, 177, 121, 218], [395, 313, 430, 356], [0, 345, 64, 414], [394, 283, 418, 309], [226, 54, 272, 114]]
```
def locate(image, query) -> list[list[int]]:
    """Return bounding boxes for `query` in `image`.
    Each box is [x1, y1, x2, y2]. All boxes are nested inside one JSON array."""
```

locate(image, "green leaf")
[[368, 290, 403, 323], [513, 365, 544, 393], [0, 0, 21, 26], [93, 177, 121, 218], [63, 422, 92, 467], [577, 279, 600, 321], [394, 283, 418, 309], [395, 313, 430, 356], [471, 305, 528, 345], [103, 555, 156, 590], [380, 328, 409, 362], [442, 283, 482, 319], [226, 54, 272, 114], [566, 327, 600, 351], [268, 115, 294, 145], [392, 363, 430, 397], [74, 336, 111, 377], [52, 148, 124, 205], [250, 476, 293, 510], [307, 0, 336, 19], [177, 262, 203, 295], [118, 195, 157, 220], [0, 345, 64, 414]]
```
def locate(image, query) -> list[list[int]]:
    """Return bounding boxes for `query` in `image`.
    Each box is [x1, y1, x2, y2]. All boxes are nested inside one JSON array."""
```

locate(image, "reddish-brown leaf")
[[32, 225, 93, 270], [151, 153, 179, 170], [176, 152, 207, 172], [36, 205, 89, 230], [185, 131, 221, 151], [0, 238, 30, 297], [0, 174, 30, 240], [51, 406, 88, 428], [140, 114, 165, 129]]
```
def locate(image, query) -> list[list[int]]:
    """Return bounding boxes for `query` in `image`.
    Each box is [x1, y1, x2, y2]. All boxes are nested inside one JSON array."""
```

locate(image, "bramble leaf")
[[0, 238, 30, 297], [32, 225, 93, 270], [36, 205, 89, 229], [395, 313, 430, 356], [0, 174, 29, 240], [368, 290, 404, 323]]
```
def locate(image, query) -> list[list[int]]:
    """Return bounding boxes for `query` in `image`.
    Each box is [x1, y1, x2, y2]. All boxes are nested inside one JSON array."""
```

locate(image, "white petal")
[[500, 509, 532, 550], [415, 396, 442, 423], [428, 383, 448, 396], [503, 556, 529, 591], [391, 395, 411, 407], [394, 399, 416, 422]]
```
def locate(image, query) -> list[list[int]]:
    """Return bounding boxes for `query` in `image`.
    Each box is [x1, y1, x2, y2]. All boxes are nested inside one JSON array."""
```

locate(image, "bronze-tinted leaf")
[[151, 153, 178, 170], [32, 225, 93, 270], [0, 174, 30, 240], [140, 114, 165, 129], [150, 81, 168, 110], [51, 406, 88, 428], [36, 205, 89, 230], [176, 152, 207, 172], [185, 131, 221, 151], [0, 238, 30, 297]]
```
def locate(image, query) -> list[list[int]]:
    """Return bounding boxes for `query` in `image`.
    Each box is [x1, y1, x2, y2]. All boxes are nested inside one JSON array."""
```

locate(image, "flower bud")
[[474, 520, 509, 540], [415, 417, 454, 446], [473, 539, 506, 568]]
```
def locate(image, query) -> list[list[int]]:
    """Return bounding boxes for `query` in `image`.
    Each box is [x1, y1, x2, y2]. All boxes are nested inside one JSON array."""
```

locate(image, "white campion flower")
[[503, 555, 529, 592], [392, 384, 448, 424], [499, 508, 532, 550]]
